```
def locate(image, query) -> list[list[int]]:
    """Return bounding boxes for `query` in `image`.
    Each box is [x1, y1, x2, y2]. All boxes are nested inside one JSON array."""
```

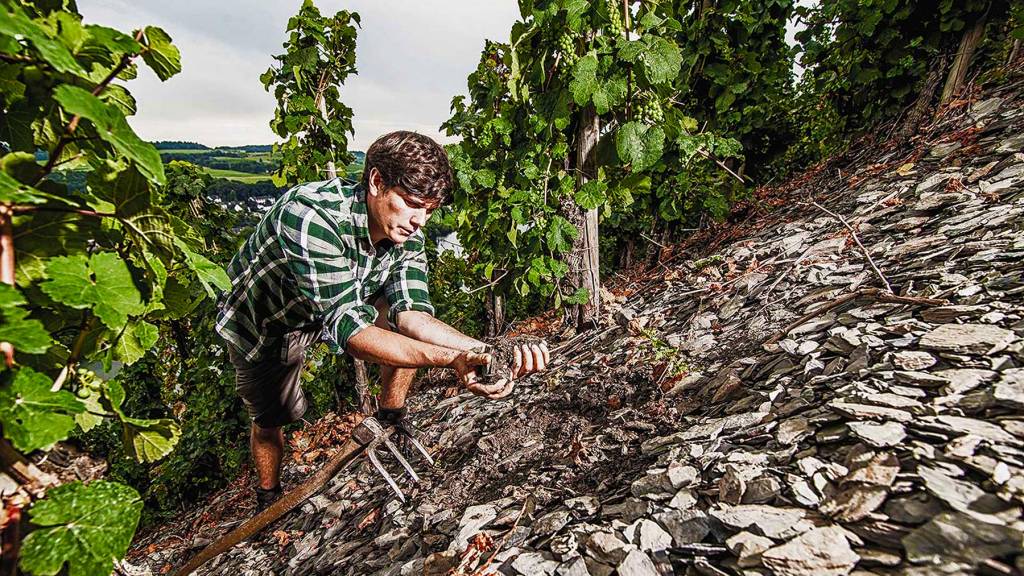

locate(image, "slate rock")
[[902, 512, 1024, 566], [617, 549, 660, 576], [708, 504, 814, 541], [760, 526, 860, 576], [919, 324, 1016, 354]]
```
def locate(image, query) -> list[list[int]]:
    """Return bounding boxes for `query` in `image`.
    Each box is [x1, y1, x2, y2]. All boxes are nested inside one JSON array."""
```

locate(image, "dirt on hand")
[[473, 336, 548, 384]]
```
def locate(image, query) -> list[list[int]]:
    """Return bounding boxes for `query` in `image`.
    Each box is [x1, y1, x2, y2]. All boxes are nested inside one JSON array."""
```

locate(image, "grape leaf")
[[545, 215, 578, 254], [20, 480, 142, 576], [0, 4, 87, 76], [564, 287, 590, 305], [110, 320, 158, 365], [121, 416, 181, 463], [0, 172, 71, 205], [52, 85, 165, 185], [174, 239, 230, 298], [0, 368, 84, 452], [616, 122, 665, 171], [101, 379, 180, 462], [638, 36, 683, 85], [0, 284, 52, 354], [568, 52, 598, 105], [574, 180, 608, 210], [40, 253, 146, 331], [73, 386, 107, 434], [591, 75, 627, 115], [139, 26, 181, 81]]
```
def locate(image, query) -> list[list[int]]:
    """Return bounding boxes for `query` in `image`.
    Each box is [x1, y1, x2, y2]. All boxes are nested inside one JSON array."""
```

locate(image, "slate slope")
[[136, 82, 1024, 576]]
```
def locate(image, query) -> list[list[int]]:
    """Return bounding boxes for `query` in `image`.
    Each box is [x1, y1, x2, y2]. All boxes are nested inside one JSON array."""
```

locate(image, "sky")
[[76, 1, 521, 149]]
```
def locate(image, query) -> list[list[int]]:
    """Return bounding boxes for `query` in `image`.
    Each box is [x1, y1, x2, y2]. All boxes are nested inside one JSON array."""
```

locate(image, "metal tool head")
[[354, 416, 431, 503]]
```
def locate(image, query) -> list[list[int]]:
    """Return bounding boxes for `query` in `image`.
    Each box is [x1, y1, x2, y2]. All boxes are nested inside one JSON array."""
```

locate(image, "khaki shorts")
[[227, 325, 322, 428], [228, 297, 390, 428]]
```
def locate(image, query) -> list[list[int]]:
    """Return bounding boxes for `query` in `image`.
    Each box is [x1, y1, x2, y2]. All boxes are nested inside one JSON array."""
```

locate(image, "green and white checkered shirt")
[[215, 179, 435, 362]]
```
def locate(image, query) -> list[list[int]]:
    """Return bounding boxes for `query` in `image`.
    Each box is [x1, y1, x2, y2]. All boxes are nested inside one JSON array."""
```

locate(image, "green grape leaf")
[[52, 85, 165, 185], [638, 36, 682, 85], [616, 122, 665, 171], [575, 179, 608, 210], [545, 215, 578, 254], [0, 4, 87, 76], [121, 416, 181, 463], [20, 480, 142, 576], [568, 52, 598, 105], [0, 284, 53, 354], [564, 287, 590, 305], [0, 368, 84, 452], [73, 386, 107, 434], [174, 239, 230, 298], [139, 26, 181, 81], [100, 379, 180, 462], [592, 75, 627, 115], [110, 320, 157, 365], [0, 172, 71, 205], [40, 253, 145, 331]]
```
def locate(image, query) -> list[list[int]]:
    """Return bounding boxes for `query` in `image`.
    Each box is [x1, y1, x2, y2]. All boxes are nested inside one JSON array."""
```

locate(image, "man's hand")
[[511, 341, 550, 379], [449, 349, 499, 396], [464, 341, 551, 400]]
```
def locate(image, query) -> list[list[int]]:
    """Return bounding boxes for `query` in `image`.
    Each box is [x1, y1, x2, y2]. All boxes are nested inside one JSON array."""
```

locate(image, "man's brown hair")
[[361, 131, 453, 206]]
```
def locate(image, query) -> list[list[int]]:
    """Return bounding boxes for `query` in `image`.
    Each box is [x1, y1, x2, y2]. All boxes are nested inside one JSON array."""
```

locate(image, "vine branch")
[[35, 29, 146, 184], [809, 201, 892, 292]]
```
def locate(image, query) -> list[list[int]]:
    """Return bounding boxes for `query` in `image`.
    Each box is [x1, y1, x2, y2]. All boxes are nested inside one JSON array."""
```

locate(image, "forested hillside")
[[0, 1, 1021, 575]]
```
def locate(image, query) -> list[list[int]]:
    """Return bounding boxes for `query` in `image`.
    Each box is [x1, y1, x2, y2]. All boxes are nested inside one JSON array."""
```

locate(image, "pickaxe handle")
[[171, 418, 383, 576]]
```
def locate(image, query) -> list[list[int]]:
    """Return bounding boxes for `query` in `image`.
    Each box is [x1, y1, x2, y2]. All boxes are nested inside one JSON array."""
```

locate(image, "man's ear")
[[368, 167, 382, 196]]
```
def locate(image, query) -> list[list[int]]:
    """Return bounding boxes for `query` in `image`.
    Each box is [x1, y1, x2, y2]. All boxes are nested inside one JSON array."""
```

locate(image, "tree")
[[261, 0, 359, 185], [443, 1, 738, 330], [0, 2, 229, 573]]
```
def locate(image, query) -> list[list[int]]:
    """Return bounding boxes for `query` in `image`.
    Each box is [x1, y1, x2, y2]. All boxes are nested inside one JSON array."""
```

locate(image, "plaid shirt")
[[215, 179, 435, 362]]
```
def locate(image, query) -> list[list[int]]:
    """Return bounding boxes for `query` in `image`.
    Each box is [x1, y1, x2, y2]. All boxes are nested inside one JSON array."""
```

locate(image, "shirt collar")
[[351, 181, 399, 257]]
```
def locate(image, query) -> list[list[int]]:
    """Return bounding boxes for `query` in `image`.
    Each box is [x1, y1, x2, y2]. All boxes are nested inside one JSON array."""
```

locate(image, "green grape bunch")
[[607, 0, 625, 37], [75, 367, 103, 398], [635, 93, 665, 124], [557, 32, 579, 72]]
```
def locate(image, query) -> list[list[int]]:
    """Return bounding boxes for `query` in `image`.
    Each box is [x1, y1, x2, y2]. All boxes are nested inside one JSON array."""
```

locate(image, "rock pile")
[[134, 84, 1024, 575]]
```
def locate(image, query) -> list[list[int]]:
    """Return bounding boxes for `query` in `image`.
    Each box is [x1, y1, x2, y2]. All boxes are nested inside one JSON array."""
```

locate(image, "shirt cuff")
[[387, 300, 435, 332], [325, 304, 379, 353]]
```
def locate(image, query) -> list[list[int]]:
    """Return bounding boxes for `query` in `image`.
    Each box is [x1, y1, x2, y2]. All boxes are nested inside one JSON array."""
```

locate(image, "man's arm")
[[395, 310, 484, 352], [348, 326, 511, 396], [346, 324, 463, 368]]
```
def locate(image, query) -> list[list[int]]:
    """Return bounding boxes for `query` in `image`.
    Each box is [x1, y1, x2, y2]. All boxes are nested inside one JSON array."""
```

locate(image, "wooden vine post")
[[575, 104, 601, 329], [940, 15, 987, 104]]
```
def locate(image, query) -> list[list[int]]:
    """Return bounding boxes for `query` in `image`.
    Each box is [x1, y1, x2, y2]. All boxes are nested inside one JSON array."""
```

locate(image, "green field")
[[200, 167, 277, 183]]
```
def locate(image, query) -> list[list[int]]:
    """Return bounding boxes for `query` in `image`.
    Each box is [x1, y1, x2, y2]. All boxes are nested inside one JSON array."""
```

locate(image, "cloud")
[[76, 0, 519, 149]]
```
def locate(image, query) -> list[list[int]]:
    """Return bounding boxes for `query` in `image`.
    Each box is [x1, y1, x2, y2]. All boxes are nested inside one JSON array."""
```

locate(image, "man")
[[216, 131, 549, 508]]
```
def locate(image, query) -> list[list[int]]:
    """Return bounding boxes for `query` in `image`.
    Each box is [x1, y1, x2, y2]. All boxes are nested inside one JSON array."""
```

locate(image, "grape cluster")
[[75, 367, 102, 398], [607, 0, 624, 37], [557, 32, 579, 70], [636, 95, 664, 124]]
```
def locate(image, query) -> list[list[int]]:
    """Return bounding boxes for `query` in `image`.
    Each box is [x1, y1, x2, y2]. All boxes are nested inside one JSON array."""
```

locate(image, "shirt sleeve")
[[383, 232, 435, 330], [274, 198, 377, 352]]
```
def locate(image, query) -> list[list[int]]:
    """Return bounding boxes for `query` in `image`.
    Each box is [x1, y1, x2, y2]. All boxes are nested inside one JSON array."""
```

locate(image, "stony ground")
[[129, 80, 1024, 576]]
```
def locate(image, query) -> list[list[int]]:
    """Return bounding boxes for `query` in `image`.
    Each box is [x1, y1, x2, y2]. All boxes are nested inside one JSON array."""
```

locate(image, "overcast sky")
[[76, 1, 520, 149]]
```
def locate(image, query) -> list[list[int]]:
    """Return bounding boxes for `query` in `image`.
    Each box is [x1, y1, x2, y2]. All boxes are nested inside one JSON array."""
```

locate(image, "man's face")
[[367, 170, 436, 244]]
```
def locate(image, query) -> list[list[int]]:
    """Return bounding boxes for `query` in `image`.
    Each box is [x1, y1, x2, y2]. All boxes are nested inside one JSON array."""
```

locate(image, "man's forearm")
[[346, 326, 461, 368], [396, 310, 484, 352]]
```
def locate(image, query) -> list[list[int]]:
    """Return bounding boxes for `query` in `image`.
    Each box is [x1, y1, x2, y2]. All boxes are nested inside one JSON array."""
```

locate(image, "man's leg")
[[251, 423, 284, 490]]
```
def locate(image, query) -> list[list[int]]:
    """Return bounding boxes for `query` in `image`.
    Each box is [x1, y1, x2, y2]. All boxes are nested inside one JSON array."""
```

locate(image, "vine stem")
[[809, 201, 892, 293], [51, 314, 95, 392], [35, 29, 146, 184], [0, 203, 14, 368]]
